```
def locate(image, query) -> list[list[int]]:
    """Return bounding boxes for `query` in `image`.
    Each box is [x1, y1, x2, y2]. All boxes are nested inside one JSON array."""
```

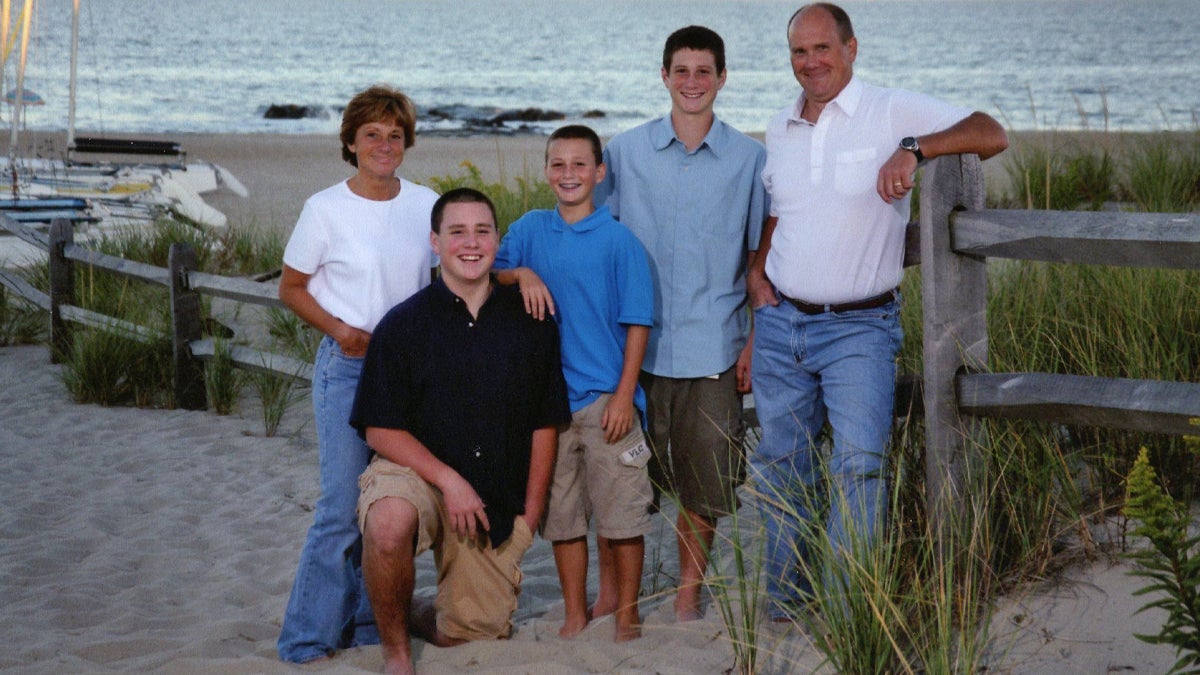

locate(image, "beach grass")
[[0, 283, 45, 346]]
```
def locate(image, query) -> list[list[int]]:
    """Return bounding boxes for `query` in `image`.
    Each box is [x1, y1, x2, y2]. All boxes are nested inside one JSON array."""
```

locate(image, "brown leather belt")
[[781, 288, 898, 315]]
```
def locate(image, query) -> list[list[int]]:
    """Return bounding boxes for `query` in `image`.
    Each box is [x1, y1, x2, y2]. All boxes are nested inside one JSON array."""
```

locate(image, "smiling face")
[[431, 201, 498, 288], [544, 137, 605, 216], [788, 6, 856, 110], [662, 48, 726, 118], [348, 120, 406, 180]]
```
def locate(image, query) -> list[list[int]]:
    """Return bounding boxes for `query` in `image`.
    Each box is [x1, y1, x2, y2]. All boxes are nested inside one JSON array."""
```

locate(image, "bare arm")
[[522, 426, 559, 530], [494, 267, 556, 321], [746, 217, 780, 310], [365, 427, 490, 538], [878, 111, 1010, 203], [601, 324, 649, 444], [279, 264, 371, 357]]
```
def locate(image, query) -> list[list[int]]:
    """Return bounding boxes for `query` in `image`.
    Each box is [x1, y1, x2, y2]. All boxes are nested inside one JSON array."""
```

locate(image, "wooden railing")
[[3, 158, 1199, 528], [0, 217, 311, 412], [915, 154, 1200, 529]]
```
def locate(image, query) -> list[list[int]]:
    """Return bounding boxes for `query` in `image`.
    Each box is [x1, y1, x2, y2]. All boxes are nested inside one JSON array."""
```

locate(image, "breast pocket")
[[834, 147, 879, 196]]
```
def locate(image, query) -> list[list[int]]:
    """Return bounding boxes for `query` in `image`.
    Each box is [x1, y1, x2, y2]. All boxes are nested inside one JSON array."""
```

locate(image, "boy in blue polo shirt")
[[494, 124, 654, 642]]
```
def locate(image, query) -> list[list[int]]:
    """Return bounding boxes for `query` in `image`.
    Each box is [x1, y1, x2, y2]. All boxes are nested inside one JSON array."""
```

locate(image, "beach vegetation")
[[204, 337, 244, 415], [248, 362, 304, 437], [1124, 445, 1200, 673], [423, 160, 556, 235], [1122, 133, 1200, 213], [0, 281, 45, 345], [265, 307, 320, 363]]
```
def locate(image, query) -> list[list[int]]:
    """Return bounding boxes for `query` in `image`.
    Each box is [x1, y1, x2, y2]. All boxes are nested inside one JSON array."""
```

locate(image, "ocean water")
[[8, 0, 1199, 137]]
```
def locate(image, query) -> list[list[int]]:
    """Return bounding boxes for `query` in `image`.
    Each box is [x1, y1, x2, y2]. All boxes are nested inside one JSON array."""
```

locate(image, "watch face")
[[901, 136, 919, 151]]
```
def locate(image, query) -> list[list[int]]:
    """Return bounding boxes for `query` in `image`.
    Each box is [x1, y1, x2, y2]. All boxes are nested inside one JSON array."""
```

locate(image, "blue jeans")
[[278, 336, 378, 662], [749, 296, 902, 619]]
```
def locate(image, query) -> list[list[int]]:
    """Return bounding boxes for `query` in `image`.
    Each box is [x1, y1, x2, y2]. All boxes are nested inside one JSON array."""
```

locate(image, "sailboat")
[[0, 0, 247, 267]]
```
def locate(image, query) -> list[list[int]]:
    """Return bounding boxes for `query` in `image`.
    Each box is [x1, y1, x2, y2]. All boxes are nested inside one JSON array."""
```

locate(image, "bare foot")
[[558, 611, 590, 638], [559, 605, 593, 638], [381, 647, 415, 675], [674, 587, 705, 622], [614, 608, 642, 642], [589, 596, 616, 619]]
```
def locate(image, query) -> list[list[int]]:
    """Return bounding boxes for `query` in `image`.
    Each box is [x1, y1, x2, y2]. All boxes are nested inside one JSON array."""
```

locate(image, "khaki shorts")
[[357, 458, 534, 641], [641, 367, 747, 519], [542, 394, 654, 541]]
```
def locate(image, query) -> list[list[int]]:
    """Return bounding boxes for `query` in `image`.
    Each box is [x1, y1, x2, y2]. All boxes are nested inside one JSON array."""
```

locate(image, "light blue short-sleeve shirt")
[[595, 115, 768, 379], [495, 205, 654, 414]]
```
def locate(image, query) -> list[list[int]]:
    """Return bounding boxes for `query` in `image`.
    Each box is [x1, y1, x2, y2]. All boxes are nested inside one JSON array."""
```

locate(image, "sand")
[[0, 131, 1186, 674]]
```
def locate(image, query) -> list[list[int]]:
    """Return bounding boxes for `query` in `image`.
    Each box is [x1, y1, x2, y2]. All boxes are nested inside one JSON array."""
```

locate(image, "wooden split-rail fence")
[[2, 153, 1199, 528]]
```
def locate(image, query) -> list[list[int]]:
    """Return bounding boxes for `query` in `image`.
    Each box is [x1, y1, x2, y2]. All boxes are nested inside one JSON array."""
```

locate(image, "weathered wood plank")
[[62, 244, 173, 286], [189, 338, 313, 383], [0, 267, 50, 310], [958, 372, 1200, 437], [58, 304, 159, 342], [953, 210, 1200, 269], [169, 243, 208, 410], [49, 220, 75, 362], [186, 270, 284, 307], [0, 212, 51, 249], [920, 154, 989, 534]]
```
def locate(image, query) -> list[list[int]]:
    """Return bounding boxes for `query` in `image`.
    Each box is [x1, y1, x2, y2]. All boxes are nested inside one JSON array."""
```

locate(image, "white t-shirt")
[[282, 178, 439, 333], [762, 77, 971, 304]]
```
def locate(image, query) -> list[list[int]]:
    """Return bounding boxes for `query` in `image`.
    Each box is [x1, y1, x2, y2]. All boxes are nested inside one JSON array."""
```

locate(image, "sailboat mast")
[[67, 0, 79, 150], [7, 0, 31, 165]]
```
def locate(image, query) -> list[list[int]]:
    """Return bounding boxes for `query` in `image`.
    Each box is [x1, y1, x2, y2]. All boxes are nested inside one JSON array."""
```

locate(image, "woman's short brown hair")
[[339, 85, 418, 166]]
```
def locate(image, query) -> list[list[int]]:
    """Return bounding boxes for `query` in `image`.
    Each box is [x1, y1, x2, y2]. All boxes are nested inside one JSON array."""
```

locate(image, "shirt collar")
[[787, 76, 864, 126], [650, 114, 727, 158]]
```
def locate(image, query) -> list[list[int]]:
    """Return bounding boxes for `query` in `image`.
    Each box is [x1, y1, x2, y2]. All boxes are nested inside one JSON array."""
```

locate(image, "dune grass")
[[0, 284, 45, 346]]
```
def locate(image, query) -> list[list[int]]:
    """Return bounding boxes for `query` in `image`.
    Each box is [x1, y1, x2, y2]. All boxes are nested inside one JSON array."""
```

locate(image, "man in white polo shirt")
[[747, 2, 1007, 621]]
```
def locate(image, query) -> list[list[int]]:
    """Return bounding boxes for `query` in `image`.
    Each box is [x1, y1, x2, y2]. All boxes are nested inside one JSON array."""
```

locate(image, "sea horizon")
[[4, 0, 1198, 139]]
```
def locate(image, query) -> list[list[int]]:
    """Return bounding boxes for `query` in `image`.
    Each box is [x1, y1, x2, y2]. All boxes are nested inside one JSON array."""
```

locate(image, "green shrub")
[[1124, 447, 1200, 673], [423, 161, 556, 234]]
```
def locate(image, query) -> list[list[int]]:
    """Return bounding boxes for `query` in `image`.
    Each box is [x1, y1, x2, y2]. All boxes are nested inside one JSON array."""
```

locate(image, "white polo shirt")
[[762, 77, 971, 304]]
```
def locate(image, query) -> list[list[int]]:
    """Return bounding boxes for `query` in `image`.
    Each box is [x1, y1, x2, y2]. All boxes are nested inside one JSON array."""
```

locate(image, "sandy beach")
[[0, 131, 1186, 673]]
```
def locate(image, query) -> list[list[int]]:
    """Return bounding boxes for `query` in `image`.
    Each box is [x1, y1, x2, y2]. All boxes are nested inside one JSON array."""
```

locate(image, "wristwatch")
[[900, 136, 924, 163]]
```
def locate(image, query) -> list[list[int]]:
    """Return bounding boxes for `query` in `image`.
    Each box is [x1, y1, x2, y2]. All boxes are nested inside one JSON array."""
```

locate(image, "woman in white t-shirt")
[[276, 85, 439, 664]]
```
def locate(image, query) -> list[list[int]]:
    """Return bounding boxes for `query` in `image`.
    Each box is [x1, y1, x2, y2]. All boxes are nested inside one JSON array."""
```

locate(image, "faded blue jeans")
[[277, 336, 378, 662], [749, 295, 902, 620]]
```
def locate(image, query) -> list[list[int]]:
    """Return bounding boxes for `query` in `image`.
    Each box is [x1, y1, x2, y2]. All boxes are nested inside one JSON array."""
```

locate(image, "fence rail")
[[0, 215, 306, 401], [3, 158, 1199, 531]]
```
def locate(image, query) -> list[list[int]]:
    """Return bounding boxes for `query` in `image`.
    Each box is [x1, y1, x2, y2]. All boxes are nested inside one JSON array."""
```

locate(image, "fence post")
[[48, 218, 75, 363], [168, 242, 207, 410], [919, 154, 988, 537]]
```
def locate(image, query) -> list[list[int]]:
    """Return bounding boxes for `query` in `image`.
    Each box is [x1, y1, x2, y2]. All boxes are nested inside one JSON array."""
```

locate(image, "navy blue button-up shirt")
[[351, 279, 570, 547]]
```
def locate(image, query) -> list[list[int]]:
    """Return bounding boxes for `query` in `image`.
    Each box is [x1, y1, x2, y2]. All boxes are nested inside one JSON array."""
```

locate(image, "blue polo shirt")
[[595, 115, 768, 379], [495, 205, 654, 415], [350, 280, 571, 548]]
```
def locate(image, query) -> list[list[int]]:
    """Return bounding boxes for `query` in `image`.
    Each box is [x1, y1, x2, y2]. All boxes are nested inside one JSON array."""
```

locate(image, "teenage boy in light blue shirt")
[[593, 25, 768, 622], [494, 124, 654, 642]]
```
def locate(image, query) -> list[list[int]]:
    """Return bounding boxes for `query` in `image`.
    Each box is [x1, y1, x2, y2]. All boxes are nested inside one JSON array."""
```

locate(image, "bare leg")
[[362, 498, 419, 675], [675, 509, 716, 622], [552, 536, 591, 637], [592, 537, 617, 618], [607, 534, 644, 642]]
